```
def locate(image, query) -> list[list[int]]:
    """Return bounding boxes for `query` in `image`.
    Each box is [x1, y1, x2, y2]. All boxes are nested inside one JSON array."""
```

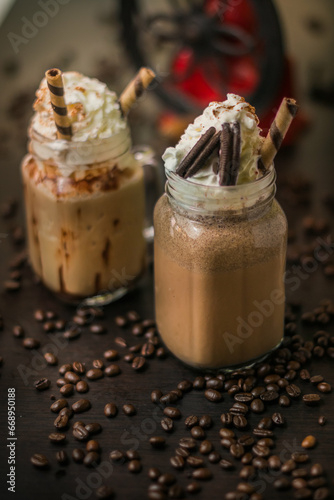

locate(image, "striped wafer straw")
[[260, 97, 299, 169], [45, 68, 72, 140], [119, 67, 156, 116]]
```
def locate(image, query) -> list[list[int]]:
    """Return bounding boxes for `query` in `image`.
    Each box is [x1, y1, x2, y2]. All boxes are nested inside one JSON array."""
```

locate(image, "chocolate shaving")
[[176, 126, 216, 177], [218, 123, 233, 186], [184, 131, 220, 179]]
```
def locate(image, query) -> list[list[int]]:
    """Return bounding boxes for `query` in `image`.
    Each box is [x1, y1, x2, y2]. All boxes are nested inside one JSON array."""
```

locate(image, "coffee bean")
[[260, 390, 279, 402], [86, 368, 103, 380], [132, 356, 146, 370], [301, 435, 316, 449], [253, 428, 273, 438], [60, 383, 74, 396], [252, 457, 268, 470], [50, 399, 68, 413], [161, 417, 173, 432], [236, 436, 254, 449], [104, 364, 121, 377], [72, 448, 85, 463], [252, 444, 270, 458], [109, 450, 125, 462], [30, 453, 49, 468], [191, 426, 205, 440], [185, 415, 198, 428], [234, 392, 253, 403], [86, 440, 100, 452], [114, 336, 127, 348], [292, 468, 309, 478], [268, 455, 281, 470], [12, 325, 24, 338], [221, 413, 233, 426], [64, 371, 81, 384], [281, 459, 297, 473], [59, 407, 73, 419], [55, 319, 66, 331], [313, 487, 330, 500], [272, 412, 285, 425], [4, 280, 21, 291], [199, 440, 213, 456], [187, 481, 201, 494], [175, 447, 190, 458], [59, 364, 72, 375], [303, 394, 321, 406], [274, 477, 291, 490], [72, 361, 85, 376], [151, 389, 163, 404], [128, 459, 142, 473], [89, 323, 107, 335], [318, 416, 326, 426], [85, 423, 102, 435], [292, 452, 309, 463], [317, 382, 331, 393], [177, 379, 192, 392], [199, 415, 213, 429], [103, 349, 119, 361], [279, 395, 291, 407], [23, 337, 40, 349], [220, 428, 235, 438], [205, 389, 223, 402], [73, 425, 90, 441], [206, 451, 220, 464], [148, 467, 161, 480], [76, 380, 89, 393], [257, 417, 273, 430], [72, 399, 91, 413], [308, 477, 327, 488], [63, 326, 81, 340], [192, 468, 212, 480], [43, 352, 58, 366], [237, 483, 255, 495], [96, 485, 114, 499], [149, 436, 165, 449], [179, 437, 197, 450], [294, 488, 313, 499], [241, 453, 253, 465], [34, 378, 51, 391], [230, 444, 245, 459], [34, 309, 45, 322], [104, 403, 118, 418], [233, 415, 248, 429], [73, 421, 85, 429], [56, 450, 68, 465], [156, 347, 167, 359], [310, 464, 324, 477], [230, 402, 249, 415], [193, 376, 205, 390], [54, 413, 69, 429], [163, 407, 181, 419], [84, 451, 100, 467], [92, 359, 104, 370], [221, 437, 236, 449], [187, 456, 204, 468], [170, 456, 185, 470], [122, 404, 136, 416], [49, 432, 66, 443]]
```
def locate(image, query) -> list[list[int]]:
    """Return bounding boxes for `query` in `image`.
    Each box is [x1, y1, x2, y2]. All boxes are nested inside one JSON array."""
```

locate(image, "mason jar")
[[21, 126, 150, 304], [154, 166, 287, 370]]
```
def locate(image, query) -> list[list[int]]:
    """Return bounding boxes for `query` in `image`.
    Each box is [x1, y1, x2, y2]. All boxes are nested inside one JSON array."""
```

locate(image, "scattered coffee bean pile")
[[18, 299, 333, 500]]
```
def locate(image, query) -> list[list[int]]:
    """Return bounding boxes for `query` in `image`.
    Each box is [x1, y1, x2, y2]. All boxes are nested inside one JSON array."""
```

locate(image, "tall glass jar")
[[154, 166, 287, 370], [22, 126, 147, 304]]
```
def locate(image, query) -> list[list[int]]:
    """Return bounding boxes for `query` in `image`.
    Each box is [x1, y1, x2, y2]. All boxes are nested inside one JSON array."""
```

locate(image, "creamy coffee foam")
[[163, 94, 263, 185]]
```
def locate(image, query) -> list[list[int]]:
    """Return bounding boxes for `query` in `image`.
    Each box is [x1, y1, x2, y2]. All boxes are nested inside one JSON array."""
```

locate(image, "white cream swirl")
[[163, 94, 263, 185], [32, 71, 127, 141]]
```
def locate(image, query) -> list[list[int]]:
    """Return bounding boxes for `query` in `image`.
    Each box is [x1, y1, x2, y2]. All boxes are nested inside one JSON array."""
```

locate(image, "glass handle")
[[132, 145, 164, 244]]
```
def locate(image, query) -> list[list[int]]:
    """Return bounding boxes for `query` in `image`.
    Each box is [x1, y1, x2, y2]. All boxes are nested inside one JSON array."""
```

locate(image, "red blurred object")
[[162, 0, 307, 144]]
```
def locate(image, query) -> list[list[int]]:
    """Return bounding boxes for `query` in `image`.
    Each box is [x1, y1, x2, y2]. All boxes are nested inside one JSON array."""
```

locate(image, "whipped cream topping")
[[29, 72, 138, 176], [163, 94, 263, 185], [32, 71, 127, 141]]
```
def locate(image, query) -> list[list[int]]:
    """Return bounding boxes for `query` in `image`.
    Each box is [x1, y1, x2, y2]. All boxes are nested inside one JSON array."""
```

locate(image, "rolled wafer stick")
[[176, 126, 216, 177], [45, 68, 72, 140], [119, 67, 156, 116], [184, 131, 220, 179], [260, 97, 299, 169]]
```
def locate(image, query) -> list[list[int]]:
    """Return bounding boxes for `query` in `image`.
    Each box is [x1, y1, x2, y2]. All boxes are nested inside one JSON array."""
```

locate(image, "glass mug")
[[154, 165, 287, 370], [21, 126, 162, 305]]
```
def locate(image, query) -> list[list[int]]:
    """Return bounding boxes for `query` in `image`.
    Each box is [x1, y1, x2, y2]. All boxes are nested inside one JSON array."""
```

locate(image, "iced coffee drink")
[[154, 94, 297, 369], [22, 71, 147, 302]]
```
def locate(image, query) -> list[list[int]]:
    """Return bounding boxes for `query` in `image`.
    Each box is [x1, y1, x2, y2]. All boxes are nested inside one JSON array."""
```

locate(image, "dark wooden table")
[[0, 1, 334, 500]]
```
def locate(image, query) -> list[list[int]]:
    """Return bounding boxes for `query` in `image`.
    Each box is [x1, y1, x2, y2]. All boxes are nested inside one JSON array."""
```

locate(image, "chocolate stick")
[[184, 131, 221, 179], [119, 67, 156, 116], [260, 97, 299, 170], [176, 126, 216, 177], [230, 121, 241, 185], [218, 123, 233, 186], [45, 68, 72, 140]]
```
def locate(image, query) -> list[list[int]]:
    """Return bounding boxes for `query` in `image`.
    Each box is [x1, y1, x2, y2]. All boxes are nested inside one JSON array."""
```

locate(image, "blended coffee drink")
[[22, 70, 149, 302], [155, 94, 297, 369]]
